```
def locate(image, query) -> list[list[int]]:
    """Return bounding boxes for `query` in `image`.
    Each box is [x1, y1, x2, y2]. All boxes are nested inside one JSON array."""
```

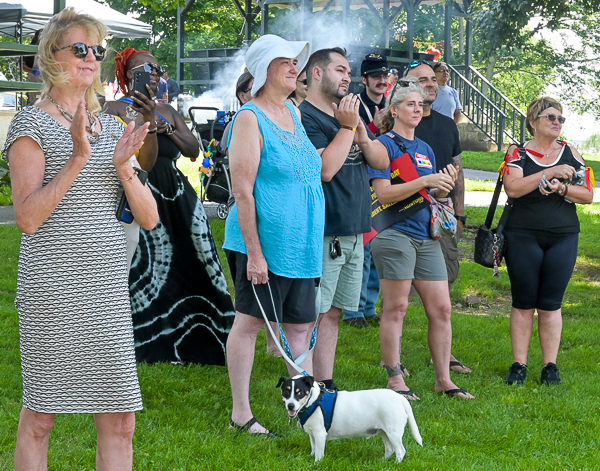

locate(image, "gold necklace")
[[47, 95, 100, 144]]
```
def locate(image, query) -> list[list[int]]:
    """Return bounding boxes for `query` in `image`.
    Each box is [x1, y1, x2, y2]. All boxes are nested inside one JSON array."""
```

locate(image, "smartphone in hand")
[[132, 71, 152, 101]]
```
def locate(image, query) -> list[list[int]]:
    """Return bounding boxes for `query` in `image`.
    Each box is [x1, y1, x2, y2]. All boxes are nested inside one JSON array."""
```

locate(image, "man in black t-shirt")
[[299, 48, 388, 390], [357, 53, 389, 136], [406, 62, 471, 374]]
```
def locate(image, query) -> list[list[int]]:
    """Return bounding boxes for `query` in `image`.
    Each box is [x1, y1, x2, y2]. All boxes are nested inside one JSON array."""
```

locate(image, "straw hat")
[[245, 34, 310, 97]]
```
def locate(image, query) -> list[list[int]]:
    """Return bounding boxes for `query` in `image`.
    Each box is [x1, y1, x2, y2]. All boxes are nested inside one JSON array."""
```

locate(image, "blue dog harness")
[[298, 389, 338, 432]]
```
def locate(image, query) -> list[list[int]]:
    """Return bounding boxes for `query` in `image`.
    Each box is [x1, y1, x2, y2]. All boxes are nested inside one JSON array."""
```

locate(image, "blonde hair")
[[380, 76, 426, 134], [526, 96, 563, 136], [37, 7, 107, 114]]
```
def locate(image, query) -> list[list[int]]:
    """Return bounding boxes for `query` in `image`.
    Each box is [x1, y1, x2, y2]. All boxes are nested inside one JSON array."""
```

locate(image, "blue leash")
[[251, 281, 319, 376]]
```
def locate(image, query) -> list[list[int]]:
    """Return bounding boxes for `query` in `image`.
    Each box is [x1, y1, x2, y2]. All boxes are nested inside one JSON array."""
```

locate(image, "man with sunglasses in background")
[[299, 48, 388, 390], [358, 54, 389, 135], [404, 60, 472, 374]]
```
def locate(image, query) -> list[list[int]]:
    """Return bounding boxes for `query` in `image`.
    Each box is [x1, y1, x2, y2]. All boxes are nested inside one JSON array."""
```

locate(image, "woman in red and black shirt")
[[503, 97, 593, 386]]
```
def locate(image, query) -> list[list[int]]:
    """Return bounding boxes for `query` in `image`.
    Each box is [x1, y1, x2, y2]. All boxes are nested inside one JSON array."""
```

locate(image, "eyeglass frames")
[[297, 79, 308, 85], [56, 43, 106, 61], [538, 114, 566, 124], [130, 62, 166, 77]]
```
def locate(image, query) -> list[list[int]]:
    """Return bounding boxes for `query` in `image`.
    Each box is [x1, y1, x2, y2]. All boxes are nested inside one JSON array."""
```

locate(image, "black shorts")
[[504, 231, 578, 311], [226, 250, 317, 324]]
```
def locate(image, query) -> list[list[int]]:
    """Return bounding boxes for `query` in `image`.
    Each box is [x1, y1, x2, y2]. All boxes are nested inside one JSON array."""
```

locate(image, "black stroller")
[[189, 107, 236, 219]]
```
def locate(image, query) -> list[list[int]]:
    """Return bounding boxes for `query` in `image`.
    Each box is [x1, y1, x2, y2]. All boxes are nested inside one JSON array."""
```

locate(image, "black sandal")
[[229, 417, 278, 438], [441, 388, 473, 398], [395, 390, 420, 401]]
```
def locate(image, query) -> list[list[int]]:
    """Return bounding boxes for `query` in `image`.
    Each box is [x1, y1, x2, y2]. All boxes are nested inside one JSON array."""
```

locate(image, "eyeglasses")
[[538, 114, 566, 124], [56, 43, 105, 61], [130, 62, 166, 77], [297, 79, 308, 85], [436, 69, 450, 74], [241, 88, 252, 93]]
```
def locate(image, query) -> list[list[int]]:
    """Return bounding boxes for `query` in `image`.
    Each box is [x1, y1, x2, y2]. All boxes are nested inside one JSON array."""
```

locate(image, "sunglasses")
[[241, 88, 252, 93], [131, 62, 166, 77], [389, 80, 412, 100], [538, 114, 566, 124], [56, 43, 105, 61], [297, 79, 308, 85], [408, 60, 432, 69]]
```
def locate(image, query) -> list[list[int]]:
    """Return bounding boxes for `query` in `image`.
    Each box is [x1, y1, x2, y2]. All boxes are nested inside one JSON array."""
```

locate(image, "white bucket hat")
[[245, 34, 311, 97]]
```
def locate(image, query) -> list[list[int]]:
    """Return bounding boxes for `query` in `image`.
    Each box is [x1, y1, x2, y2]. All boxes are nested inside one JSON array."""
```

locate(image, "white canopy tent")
[[0, 0, 152, 39]]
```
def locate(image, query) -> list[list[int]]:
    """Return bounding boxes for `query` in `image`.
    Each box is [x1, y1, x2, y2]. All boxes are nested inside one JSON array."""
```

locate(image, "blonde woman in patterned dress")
[[2, 8, 158, 470]]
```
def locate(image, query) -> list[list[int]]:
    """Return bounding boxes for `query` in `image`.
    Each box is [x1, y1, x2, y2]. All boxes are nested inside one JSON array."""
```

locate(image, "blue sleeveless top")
[[223, 102, 325, 278]]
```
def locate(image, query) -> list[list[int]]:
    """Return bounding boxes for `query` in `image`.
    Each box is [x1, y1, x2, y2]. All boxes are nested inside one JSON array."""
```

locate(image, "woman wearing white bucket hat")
[[223, 35, 325, 436]]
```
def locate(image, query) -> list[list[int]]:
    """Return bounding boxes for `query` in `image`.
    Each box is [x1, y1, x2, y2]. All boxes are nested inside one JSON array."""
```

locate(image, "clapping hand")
[[71, 100, 92, 160], [332, 93, 360, 129], [113, 121, 150, 169]]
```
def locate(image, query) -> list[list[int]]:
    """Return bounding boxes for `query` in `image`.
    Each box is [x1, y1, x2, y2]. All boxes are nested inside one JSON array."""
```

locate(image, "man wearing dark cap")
[[358, 53, 389, 135]]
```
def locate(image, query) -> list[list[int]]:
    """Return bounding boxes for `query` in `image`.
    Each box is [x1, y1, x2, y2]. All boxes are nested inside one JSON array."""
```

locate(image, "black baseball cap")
[[361, 53, 388, 76]]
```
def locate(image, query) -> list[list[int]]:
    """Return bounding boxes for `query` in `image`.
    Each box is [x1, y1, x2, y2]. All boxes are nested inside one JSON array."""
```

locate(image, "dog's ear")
[[301, 375, 315, 389], [276, 376, 287, 388]]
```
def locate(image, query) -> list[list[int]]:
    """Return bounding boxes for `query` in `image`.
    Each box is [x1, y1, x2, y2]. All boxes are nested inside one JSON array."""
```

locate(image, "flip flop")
[[229, 417, 278, 438], [395, 390, 420, 401], [450, 360, 472, 374], [441, 388, 473, 399]]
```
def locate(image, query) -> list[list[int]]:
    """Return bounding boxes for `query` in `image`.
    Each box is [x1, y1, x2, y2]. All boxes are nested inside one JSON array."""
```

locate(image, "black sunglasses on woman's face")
[[55, 43, 106, 61], [538, 114, 566, 124], [130, 62, 166, 77]]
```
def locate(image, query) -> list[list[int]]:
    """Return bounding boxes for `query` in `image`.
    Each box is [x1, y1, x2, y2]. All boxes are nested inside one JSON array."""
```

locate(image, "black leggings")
[[504, 231, 578, 311]]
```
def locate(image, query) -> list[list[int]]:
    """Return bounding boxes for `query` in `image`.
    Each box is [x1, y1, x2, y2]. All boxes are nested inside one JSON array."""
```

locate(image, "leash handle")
[[251, 282, 318, 376]]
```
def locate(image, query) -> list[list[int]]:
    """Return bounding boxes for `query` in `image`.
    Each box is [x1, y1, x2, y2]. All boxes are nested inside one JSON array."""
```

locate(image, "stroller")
[[189, 107, 236, 219]]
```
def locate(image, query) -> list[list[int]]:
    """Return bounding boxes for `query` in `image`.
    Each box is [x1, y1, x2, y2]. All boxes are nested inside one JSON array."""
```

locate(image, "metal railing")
[[451, 65, 527, 147], [448, 66, 508, 149]]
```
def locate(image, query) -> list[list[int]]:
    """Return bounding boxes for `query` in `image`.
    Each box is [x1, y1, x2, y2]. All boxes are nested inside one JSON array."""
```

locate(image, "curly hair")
[[37, 7, 107, 114], [114, 47, 150, 97], [526, 96, 563, 136], [380, 76, 427, 134]]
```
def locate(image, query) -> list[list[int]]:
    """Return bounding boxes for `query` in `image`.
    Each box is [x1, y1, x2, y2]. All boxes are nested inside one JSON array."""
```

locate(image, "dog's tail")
[[403, 399, 423, 446]]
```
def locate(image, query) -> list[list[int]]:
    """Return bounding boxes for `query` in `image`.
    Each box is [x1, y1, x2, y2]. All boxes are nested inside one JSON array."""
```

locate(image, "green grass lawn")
[[1, 202, 600, 469]]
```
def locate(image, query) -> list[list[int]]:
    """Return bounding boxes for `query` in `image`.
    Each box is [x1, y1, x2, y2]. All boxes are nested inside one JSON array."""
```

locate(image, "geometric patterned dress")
[[129, 134, 234, 365], [2, 107, 143, 413]]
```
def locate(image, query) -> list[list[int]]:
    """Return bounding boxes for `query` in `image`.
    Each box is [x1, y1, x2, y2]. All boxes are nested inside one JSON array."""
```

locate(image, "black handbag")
[[473, 171, 513, 277]]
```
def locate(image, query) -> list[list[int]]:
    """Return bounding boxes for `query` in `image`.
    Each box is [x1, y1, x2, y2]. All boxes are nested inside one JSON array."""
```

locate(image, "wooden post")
[[383, 0, 390, 48], [261, 4, 269, 35], [244, 0, 253, 41], [54, 0, 66, 14], [444, 1, 451, 62], [406, 1, 414, 60]]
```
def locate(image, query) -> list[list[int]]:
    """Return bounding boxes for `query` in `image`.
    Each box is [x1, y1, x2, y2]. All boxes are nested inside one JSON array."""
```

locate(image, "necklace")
[[532, 141, 555, 158], [125, 105, 139, 120], [47, 95, 100, 144]]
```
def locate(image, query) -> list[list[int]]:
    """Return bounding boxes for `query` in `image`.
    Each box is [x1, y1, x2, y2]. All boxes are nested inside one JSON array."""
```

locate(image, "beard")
[[321, 72, 347, 101]]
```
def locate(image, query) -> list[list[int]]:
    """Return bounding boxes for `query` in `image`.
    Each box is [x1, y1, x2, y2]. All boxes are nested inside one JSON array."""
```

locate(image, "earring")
[[391, 112, 397, 118]]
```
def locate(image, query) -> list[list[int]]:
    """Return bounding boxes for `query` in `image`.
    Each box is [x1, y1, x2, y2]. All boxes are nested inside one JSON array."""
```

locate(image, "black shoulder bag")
[[473, 147, 525, 277]]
